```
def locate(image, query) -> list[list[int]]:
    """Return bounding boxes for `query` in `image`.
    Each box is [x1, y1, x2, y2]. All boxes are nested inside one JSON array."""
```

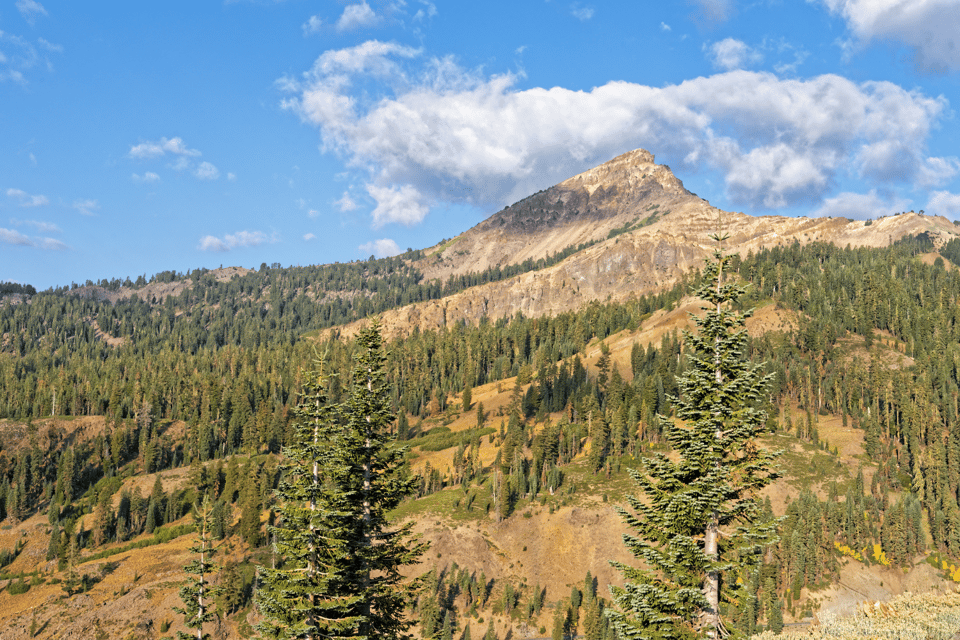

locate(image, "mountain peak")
[[415, 148, 698, 284], [558, 148, 687, 197]]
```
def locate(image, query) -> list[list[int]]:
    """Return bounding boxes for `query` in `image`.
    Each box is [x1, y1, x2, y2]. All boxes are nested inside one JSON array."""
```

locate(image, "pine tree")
[[608, 239, 780, 640], [172, 494, 223, 640], [256, 321, 427, 639], [61, 534, 82, 596]]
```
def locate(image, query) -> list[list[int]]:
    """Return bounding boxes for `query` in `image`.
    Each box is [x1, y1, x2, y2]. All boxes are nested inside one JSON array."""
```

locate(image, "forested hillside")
[[3, 231, 960, 638]]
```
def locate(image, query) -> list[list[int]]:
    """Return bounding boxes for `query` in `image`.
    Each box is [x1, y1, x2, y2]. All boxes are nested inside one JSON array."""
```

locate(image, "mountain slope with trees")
[[1, 150, 960, 638]]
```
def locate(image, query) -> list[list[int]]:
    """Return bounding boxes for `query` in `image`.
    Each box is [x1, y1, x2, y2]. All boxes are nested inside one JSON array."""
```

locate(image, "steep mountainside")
[[342, 149, 960, 338]]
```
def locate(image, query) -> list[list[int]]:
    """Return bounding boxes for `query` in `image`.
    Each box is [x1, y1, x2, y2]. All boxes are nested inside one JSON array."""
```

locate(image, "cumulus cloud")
[[367, 184, 429, 227], [927, 190, 960, 219], [706, 38, 762, 71], [660, 22, 672, 31], [821, 0, 960, 72], [337, 2, 380, 31], [812, 189, 911, 219], [132, 171, 161, 183], [282, 44, 959, 218], [6, 188, 48, 207], [129, 137, 201, 159], [73, 199, 99, 215], [303, 15, 323, 36], [304, 232, 317, 241], [195, 161, 220, 180], [198, 230, 272, 252], [16, 0, 47, 24], [358, 238, 401, 258], [571, 4, 595, 21]]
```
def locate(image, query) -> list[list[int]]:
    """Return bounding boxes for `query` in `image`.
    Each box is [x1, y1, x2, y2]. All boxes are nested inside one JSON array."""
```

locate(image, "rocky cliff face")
[[346, 149, 960, 340]]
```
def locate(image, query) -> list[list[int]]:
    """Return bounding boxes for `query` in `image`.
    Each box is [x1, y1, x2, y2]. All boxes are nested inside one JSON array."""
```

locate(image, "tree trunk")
[[703, 513, 720, 638]]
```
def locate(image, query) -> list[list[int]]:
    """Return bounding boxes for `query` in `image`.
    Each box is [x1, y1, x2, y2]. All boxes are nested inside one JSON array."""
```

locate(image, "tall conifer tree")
[[172, 494, 222, 640], [609, 238, 780, 639], [256, 321, 426, 639]]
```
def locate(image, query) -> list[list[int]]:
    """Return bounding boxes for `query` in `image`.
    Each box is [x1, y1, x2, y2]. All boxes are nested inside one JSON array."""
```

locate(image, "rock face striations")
[[356, 148, 960, 339]]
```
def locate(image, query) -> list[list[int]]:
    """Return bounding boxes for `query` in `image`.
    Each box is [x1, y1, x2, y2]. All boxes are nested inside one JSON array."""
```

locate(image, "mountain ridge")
[[334, 149, 960, 339]]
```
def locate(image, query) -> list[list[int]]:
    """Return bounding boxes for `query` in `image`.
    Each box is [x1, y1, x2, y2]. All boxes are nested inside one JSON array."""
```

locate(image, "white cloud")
[[73, 199, 99, 216], [813, 189, 910, 220], [0, 69, 27, 85], [571, 4, 595, 21], [303, 15, 323, 36], [37, 37, 61, 53], [195, 161, 220, 180], [660, 22, 672, 31], [367, 184, 429, 227], [6, 188, 48, 207], [413, 1, 438, 21], [10, 218, 60, 233], [358, 238, 401, 258], [132, 171, 161, 183], [16, 0, 47, 24], [129, 137, 201, 159], [1, 226, 65, 250], [768, 39, 810, 75], [0, 228, 33, 246], [307, 209, 321, 218], [306, 40, 419, 78], [336, 191, 359, 212], [337, 2, 380, 31], [706, 38, 762, 71], [36, 237, 66, 250], [0, 29, 58, 85], [227, 172, 237, 181], [198, 230, 272, 252], [927, 190, 960, 219], [283, 45, 958, 216], [820, 0, 960, 71], [304, 232, 317, 241]]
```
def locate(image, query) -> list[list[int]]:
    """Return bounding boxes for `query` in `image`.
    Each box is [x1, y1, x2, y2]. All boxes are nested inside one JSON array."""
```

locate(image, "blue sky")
[[3, 0, 960, 290]]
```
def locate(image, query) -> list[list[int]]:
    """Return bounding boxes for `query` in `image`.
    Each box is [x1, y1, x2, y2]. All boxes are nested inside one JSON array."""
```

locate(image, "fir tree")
[[172, 494, 223, 640], [608, 239, 780, 639], [256, 321, 427, 639], [61, 534, 82, 596]]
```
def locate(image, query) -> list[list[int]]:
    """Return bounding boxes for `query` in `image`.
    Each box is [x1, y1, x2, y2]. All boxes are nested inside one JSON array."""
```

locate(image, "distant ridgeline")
[[42, 236, 608, 344], [3, 233, 960, 634], [0, 282, 36, 296]]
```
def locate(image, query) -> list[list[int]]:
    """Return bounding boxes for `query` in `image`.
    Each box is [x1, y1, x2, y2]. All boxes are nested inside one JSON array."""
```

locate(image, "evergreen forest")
[[3, 232, 960, 637]]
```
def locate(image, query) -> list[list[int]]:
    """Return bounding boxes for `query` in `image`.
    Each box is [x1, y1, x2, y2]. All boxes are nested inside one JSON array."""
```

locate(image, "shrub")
[[7, 578, 31, 595]]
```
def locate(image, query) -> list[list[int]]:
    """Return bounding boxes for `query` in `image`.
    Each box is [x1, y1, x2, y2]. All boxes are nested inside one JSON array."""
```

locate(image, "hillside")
[[336, 151, 960, 339], [2, 150, 960, 639]]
